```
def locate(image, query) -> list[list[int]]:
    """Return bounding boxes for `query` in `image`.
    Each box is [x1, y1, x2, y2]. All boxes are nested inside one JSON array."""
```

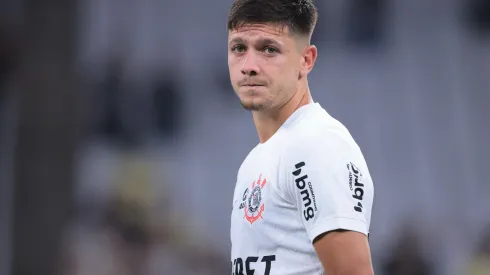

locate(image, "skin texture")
[[313, 230, 374, 275], [228, 23, 315, 143], [228, 23, 375, 275]]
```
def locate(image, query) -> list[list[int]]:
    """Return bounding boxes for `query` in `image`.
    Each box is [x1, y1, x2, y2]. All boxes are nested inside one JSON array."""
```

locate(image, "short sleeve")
[[282, 135, 374, 243]]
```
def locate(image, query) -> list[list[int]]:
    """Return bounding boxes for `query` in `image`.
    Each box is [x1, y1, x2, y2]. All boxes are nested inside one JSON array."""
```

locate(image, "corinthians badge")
[[243, 174, 267, 224]]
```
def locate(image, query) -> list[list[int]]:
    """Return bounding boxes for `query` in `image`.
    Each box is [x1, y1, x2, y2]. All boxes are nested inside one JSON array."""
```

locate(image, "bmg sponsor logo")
[[347, 162, 364, 213], [292, 161, 318, 221]]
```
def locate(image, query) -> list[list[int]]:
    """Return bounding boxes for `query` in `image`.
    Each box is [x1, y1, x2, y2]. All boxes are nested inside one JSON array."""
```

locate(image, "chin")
[[241, 102, 263, 111], [239, 98, 273, 111]]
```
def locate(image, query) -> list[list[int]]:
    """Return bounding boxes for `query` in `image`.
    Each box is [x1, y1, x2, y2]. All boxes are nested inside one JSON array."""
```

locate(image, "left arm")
[[313, 230, 374, 275]]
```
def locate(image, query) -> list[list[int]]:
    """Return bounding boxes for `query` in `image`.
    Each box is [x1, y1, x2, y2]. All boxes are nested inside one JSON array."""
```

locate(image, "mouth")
[[242, 84, 264, 87]]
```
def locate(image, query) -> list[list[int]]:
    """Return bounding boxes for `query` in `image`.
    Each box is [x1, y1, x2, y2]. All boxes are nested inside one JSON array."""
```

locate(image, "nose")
[[240, 52, 260, 76]]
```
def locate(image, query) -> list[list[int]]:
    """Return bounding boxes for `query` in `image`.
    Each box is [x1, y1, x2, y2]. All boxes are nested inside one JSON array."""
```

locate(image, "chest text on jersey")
[[232, 255, 276, 275]]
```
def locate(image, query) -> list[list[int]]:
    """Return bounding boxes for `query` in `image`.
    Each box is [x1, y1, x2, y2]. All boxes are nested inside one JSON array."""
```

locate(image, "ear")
[[300, 45, 317, 78]]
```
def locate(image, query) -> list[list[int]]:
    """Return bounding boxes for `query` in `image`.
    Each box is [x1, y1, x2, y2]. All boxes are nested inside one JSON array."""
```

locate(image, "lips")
[[239, 80, 265, 87]]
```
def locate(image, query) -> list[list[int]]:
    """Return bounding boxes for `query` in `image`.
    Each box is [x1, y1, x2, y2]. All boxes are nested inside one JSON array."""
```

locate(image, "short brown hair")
[[227, 0, 318, 37]]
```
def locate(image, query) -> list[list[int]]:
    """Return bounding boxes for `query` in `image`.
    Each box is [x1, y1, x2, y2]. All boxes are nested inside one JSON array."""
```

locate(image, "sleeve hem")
[[307, 217, 368, 242]]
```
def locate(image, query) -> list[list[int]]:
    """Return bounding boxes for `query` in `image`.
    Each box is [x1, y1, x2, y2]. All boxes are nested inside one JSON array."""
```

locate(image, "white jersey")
[[230, 102, 374, 275]]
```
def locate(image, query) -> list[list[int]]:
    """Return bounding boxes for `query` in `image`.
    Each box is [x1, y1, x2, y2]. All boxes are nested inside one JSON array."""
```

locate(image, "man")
[[228, 1, 375, 275]]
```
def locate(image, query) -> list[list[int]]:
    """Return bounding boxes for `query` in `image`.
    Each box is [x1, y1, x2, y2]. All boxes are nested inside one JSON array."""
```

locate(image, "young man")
[[228, 0, 375, 274]]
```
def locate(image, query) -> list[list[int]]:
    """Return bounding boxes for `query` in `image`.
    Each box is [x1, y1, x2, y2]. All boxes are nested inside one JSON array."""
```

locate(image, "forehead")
[[228, 23, 293, 42]]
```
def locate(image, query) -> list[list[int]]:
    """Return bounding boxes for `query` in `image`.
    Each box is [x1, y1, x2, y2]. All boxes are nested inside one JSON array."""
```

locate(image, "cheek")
[[228, 62, 239, 78], [228, 60, 235, 72], [229, 60, 244, 76], [228, 56, 239, 69], [281, 68, 300, 91], [279, 66, 300, 83]]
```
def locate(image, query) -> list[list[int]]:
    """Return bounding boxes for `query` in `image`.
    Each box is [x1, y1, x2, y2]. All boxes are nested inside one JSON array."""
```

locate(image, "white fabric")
[[230, 102, 374, 275]]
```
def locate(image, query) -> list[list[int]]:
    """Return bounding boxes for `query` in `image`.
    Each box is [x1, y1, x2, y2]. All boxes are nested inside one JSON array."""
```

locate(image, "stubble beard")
[[240, 101, 265, 111], [235, 85, 274, 111], [238, 94, 275, 112]]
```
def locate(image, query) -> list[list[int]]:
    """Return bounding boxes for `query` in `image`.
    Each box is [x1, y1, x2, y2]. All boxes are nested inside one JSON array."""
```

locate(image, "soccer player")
[[228, 0, 375, 274]]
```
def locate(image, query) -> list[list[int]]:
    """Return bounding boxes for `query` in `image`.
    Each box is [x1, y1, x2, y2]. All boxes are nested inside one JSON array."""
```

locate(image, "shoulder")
[[281, 109, 361, 164]]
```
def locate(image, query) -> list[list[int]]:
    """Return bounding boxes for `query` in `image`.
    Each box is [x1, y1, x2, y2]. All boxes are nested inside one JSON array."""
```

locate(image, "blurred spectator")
[[0, 21, 18, 105], [65, 150, 230, 275], [102, 150, 160, 274], [99, 56, 126, 141], [381, 227, 434, 275], [151, 70, 183, 141], [118, 80, 154, 147], [97, 56, 154, 147], [0, 22, 17, 75], [467, 0, 490, 37], [345, 0, 386, 49], [465, 226, 490, 275]]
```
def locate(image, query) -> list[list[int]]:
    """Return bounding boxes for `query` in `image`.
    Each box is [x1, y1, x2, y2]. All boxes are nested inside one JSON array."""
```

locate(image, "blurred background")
[[0, 0, 489, 274]]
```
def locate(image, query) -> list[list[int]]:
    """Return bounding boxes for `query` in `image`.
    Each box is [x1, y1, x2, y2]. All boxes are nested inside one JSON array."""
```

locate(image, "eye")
[[263, 46, 278, 54], [231, 44, 246, 53]]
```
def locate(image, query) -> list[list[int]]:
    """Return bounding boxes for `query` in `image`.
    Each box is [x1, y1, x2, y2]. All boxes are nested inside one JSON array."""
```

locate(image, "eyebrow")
[[229, 37, 283, 47]]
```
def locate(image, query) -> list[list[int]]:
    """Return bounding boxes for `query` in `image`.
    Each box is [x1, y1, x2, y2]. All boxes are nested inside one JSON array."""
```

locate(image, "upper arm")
[[313, 230, 374, 275]]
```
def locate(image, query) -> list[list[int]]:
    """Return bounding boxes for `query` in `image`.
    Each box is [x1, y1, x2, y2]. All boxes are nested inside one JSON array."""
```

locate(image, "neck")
[[253, 82, 312, 144]]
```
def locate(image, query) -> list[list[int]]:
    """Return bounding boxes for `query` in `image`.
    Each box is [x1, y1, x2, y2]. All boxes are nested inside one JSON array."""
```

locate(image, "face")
[[228, 23, 316, 111]]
